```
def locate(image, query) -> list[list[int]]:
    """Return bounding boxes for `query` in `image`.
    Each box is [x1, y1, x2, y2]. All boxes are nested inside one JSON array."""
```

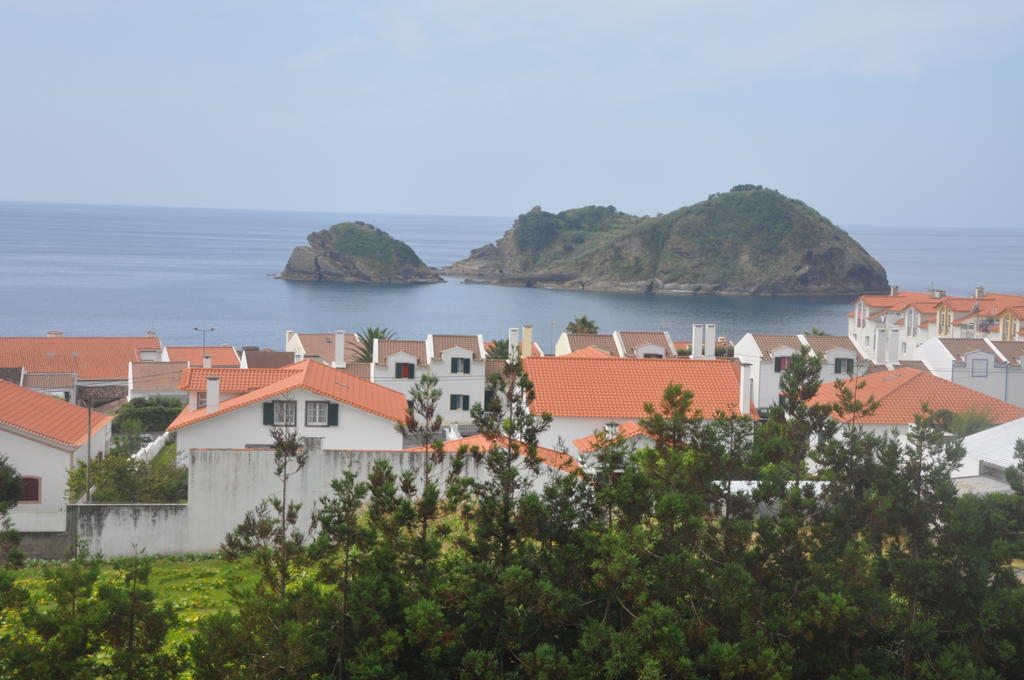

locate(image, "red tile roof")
[[616, 331, 675, 357], [803, 335, 866, 361], [296, 333, 337, 362], [749, 335, 802, 360], [564, 333, 619, 355], [0, 379, 111, 448], [405, 434, 579, 473], [180, 367, 302, 392], [164, 346, 240, 367], [809, 368, 1024, 425], [22, 373, 76, 389], [522, 356, 748, 418], [573, 421, 648, 453], [377, 340, 428, 366], [561, 346, 615, 359], [168, 360, 407, 431], [937, 339, 1005, 365], [241, 350, 297, 369], [485, 359, 507, 376], [131, 362, 187, 391], [0, 336, 161, 380], [990, 341, 1024, 368], [430, 335, 482, 360]]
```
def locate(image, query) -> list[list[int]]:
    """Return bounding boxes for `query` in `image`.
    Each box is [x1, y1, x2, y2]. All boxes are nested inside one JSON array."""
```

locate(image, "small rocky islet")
[[280, 186, 889, 295], [280, 221, 443, 284]]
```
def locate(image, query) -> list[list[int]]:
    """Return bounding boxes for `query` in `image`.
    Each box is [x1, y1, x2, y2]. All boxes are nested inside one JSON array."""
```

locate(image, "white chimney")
[[739, 363, 751, 415], [705, 324, 716, 357], [692, 323, 715, 359], [522, 325, 534, 358], [202, 354, 212, 368], [206, 375, 220, 413], [508, 327, 522, 360], [334, 330, 346, 366]]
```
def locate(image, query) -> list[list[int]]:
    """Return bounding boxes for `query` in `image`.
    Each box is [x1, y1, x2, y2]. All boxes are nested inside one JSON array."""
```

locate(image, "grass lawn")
[[12, 555, 260, 646]]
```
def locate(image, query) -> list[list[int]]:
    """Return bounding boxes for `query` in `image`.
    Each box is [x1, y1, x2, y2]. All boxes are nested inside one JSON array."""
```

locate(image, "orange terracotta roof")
[[617, 331, 675, 357], [573, 421, 648, 453], [0, 336, 161, 380], [565, 333, 618, 355], [164, 346, 240, 367], [338, 363, 372, 380], [561, 346, 615, 359], [522, 356, 749, 419], [750, 335, 802, 360], [430, 335, 482, 360], [405, 434, 579, 473], [0, 379, 110, 448], [168, 360, 407, 431], [180, 367, 301, 392], [809, 368, 1024, 425], [377, 340, 428, 366], [131, 362, 187, 391]]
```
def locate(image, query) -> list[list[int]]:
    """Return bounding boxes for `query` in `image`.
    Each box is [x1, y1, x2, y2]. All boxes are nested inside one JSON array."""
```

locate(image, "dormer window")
[[450, 357, 471, 374], [834, 358, 854, 375], [774, 356, 791, 373], [395, 363, 415, 379]]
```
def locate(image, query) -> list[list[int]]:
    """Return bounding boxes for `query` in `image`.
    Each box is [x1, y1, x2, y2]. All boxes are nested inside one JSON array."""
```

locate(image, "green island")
[[444, 185, 889, 295], [280, 221, 443, 284]]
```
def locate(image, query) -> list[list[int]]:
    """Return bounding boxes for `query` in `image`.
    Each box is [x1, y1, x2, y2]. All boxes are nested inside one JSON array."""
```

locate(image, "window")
[[19, 477, 40, 503], [197, 391, 207, 408], [971, 359, 988, 378], [306, 401, 328, 426], [262, 400, 296, 426], [450, 357, 471, 374], [773, 356, 790, 373], [449, 394, 470, 411], [642, 352, 663, 359], [395, 362, 415, 379], [901, 343, 907, 355], [834, 358, 855, 375]]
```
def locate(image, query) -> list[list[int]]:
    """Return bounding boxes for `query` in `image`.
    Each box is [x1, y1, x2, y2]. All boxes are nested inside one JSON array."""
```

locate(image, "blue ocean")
[[1, 201, 1020, 352]]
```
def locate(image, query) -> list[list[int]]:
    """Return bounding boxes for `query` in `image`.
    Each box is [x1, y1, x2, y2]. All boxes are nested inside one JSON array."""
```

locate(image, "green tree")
[[354, 327, 396, 363], [0, 454, 23, 566], [565, 315, 598, 334], [113, 396, 184, 433], [486, 338, 509, 360]]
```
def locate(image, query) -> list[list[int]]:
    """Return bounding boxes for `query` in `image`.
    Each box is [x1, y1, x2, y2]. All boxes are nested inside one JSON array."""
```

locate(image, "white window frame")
[[273, 400, 296, 426], [971, 359, 988, 378], [306, 400, 329, 426]]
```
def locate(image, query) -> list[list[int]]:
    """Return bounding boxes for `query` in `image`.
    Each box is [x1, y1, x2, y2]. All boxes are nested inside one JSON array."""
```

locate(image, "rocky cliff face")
[[443, 186, 888, 296], [280, 222, 443, 284]]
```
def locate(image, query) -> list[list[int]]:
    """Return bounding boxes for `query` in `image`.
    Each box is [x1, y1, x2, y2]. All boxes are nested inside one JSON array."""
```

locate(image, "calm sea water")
[[1, 201, 1021, 352]]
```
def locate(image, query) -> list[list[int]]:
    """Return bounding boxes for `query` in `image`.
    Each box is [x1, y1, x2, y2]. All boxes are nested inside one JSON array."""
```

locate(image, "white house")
[[0, 379, 112, 532], [914, 338, 1024, 407], [168, 359, 407, 455]]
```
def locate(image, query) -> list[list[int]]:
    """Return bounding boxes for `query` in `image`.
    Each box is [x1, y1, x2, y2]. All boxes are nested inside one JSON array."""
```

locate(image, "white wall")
[[432, 347, 487, 424], [1, 429, 73, 532], [542, 416, 625, 456], [176, 388, 403, 455], [73, 504, 189, 557]]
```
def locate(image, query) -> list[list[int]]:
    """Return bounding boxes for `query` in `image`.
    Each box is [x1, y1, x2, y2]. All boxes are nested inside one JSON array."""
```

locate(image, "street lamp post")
[[193, 327, 216, 353]]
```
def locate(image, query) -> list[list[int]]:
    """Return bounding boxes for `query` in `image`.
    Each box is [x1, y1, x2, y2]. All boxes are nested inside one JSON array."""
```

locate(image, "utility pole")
[[85, 398, 92, 503], [193, 326, 216, 353]]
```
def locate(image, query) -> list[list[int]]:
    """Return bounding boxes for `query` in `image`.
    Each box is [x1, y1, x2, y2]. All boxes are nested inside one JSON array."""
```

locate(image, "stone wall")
[[77, 384, 128, 408]]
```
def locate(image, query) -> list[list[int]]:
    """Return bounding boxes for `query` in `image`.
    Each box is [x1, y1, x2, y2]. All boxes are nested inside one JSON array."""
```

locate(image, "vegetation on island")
[[446, 185, 889, 295], [280, 221, 443, 284], [5, 355, 1024, 677]]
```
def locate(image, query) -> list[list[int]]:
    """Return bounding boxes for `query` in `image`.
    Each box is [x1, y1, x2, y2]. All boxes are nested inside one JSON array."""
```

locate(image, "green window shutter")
[[263, 402, 274, 425], [450, 358, 457, 373], [327, 403, 339, 426], [449, 394, 457, 410], [395, 364, 402, 378]]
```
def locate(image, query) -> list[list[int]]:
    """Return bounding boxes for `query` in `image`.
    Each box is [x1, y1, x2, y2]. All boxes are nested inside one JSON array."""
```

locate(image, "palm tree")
[[566, 315, 598, 334], [354, 327, 396, 363]]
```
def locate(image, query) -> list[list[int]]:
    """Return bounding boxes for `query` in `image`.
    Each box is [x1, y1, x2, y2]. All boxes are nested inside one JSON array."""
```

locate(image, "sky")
[[1, 0, 1022, 228]]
